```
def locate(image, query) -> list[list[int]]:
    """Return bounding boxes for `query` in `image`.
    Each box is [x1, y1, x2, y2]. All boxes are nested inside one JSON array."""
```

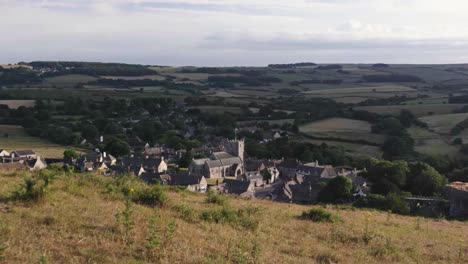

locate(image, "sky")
[[1, 0, 468, 66]]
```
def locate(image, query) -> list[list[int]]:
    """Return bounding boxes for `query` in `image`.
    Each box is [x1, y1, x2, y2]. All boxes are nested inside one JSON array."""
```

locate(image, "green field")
[[354, 104, 468, 117], [419, 113, 468, 134], [408, 126, 461, 157], [45, 74, 98, 86], [0, 125, 82, 158], [299, 118, 386, 145]]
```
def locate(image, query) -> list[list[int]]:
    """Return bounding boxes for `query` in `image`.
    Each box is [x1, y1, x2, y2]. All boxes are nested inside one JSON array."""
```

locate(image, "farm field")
[[45, 74, 98, 85], [100, 75, 166, 81], [0, 125, 80, 158], [408, 126, 461, 157], [0, 100, 35, 109], [301, 84, 416, 95], [354, 104, 468, 117], [195, 105, 242, 114], [419, 113, 468, 134], [302, 138, 383, 158], [299, 118, 386, 145]]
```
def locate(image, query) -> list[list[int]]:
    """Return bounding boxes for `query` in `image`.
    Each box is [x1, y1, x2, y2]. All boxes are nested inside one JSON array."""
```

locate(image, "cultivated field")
[[420, 113, 468, 134], [0, 100, 35, 109], [408, 126, 461, 157], [45, 74, 98, 86], [0, 125, 79, 158], [299, 118, 386, 145], [0, 171, 466, 263], [354, 104, 468, 117]]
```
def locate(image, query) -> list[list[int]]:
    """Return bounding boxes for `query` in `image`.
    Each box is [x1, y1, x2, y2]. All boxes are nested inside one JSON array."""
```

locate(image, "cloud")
[[0, 0, 467, 65]]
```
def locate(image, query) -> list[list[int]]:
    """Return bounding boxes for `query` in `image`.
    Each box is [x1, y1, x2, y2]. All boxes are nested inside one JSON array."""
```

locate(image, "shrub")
[[300, 208, 336, 223], [175, 204, 196, 222], [200, 205, 259, 231], [205, 190, 226, 206], [133, 185, 168, 207], [318, 176, 352, 203], [12, 176, 48, 202]]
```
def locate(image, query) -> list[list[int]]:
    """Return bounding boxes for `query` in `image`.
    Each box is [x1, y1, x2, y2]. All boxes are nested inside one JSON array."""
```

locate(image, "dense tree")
[[63, 149, 79, 159], [104, 138, 130, 157], [318, 176, 353, 203], [365, 160, 409, 195], [178, 151, 193, 168], [406, 162, 447, 196]]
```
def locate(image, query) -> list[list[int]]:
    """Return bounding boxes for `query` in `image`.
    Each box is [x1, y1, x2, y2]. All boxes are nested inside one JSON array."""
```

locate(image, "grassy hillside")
[[0, 170, 466, 263]]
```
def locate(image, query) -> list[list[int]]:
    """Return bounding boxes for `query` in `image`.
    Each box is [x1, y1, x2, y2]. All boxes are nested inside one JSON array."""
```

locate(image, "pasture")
[[354, 104, 468, 117], [299, 117, 386, 144], [408, 126, 461, 157], [0, 125, 81, 158], [45, 74, 98, 86], [0, 100, 35, 109], [419, 113, 468, 134]]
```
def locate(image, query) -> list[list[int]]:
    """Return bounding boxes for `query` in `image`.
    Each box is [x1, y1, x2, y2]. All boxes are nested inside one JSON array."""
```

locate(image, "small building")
[[11, 150, 37, 160], [24, 157, 48, 171], [446, 182, 468, 218], [0, 149, 10, 157], [224, 179, 255, 198]]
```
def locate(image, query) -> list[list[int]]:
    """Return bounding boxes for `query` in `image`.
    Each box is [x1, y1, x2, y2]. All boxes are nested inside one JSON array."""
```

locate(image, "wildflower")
[[130, 188, 135, 193]]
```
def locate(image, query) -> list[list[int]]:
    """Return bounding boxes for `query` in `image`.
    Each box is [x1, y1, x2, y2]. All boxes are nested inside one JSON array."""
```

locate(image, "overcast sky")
[[1, 0, 468, 66]]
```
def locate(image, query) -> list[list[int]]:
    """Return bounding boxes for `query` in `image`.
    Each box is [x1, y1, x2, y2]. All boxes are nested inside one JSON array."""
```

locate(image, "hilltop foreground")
[[0, 170, 466, 263]]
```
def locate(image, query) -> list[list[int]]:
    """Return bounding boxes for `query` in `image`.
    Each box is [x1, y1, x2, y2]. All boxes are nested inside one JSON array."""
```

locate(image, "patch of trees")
[[372, 63, 389, 68], [361, 157, 447, 197], [0, 68, 42, 85], [449, 94, 468, 104], [317, 65, 343, 70], [268, 62, 317, 68], [357, 96, 410, 106], [90, 78, 205, 94], [245, 137, 349, 166], [362, 74, 422, 83], [179, 67, 264, 76], [278, 88, 300, 95], [318, 176, 353, 203], [30, 61, 156, 76], [26, 124, 80, 145], [207, 75, 282, 87], [273, 98, 342, 121]]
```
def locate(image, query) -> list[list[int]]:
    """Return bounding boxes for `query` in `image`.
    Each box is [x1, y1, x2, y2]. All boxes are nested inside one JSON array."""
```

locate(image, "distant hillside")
[[0, 170, 466, 263]]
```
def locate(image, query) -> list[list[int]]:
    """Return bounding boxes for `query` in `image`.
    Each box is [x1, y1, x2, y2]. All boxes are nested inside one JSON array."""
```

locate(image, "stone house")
[[446, 182, 468, 218]]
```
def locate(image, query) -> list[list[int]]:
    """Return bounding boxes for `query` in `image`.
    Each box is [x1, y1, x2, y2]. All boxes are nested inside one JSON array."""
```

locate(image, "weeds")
[[300, 208, 338, 223], [205, 190, 226, 206], [459, 239, 464, 263], [363, 212, 376, 245], [39, 255, 48, 264], [132, 185, 168, 208], [200, 205, 259, 231], [174, 203, 196, 222], [115, 191, 135, 246], [145, 210, 177, 262]]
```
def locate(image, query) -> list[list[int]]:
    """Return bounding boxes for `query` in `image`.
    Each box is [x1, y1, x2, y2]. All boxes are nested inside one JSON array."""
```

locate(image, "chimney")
[[103, 152, 107, 158]]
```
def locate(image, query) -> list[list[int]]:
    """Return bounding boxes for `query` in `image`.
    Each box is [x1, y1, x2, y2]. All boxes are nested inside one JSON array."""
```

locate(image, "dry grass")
[[1, 170, 466, 263]]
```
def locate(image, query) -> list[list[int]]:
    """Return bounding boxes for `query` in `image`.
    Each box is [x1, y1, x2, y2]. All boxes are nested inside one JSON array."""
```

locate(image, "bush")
[[133, 185, 168, 207], [205, 190, 226, 206], [354, 193, 410, 215], [300, 208, 336, 223], [318, 176, 352, 203], [200, 205, 259, 231]]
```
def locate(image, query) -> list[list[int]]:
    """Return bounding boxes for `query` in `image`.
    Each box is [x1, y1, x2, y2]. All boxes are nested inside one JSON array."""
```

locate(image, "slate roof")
[[12, 150, 36, 156], [211, 152, 235, 160], [244, 159, 264, 172], [278, 159, 301, 169], [224, 179, 254, 196]]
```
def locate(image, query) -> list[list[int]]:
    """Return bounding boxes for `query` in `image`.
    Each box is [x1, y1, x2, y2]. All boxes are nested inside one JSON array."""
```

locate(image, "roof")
[[206, 160, 223, 168], [211, 152, 235, 160], [244, 159, 264, 172], [224, 179, 253, 195], [171, 174, 204, 186], [12, 150, 36, 156], [278, 159, 300, 169], [447, 182, 468, 193], [192, 158, 210, 166]]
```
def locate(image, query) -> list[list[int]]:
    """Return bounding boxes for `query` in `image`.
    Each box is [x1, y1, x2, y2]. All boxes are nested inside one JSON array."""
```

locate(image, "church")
[[188, 138, 245, 179]]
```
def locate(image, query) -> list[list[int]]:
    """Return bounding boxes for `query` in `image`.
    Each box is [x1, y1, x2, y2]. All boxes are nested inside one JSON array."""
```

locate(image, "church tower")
[[225, 138, 244, 161]]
